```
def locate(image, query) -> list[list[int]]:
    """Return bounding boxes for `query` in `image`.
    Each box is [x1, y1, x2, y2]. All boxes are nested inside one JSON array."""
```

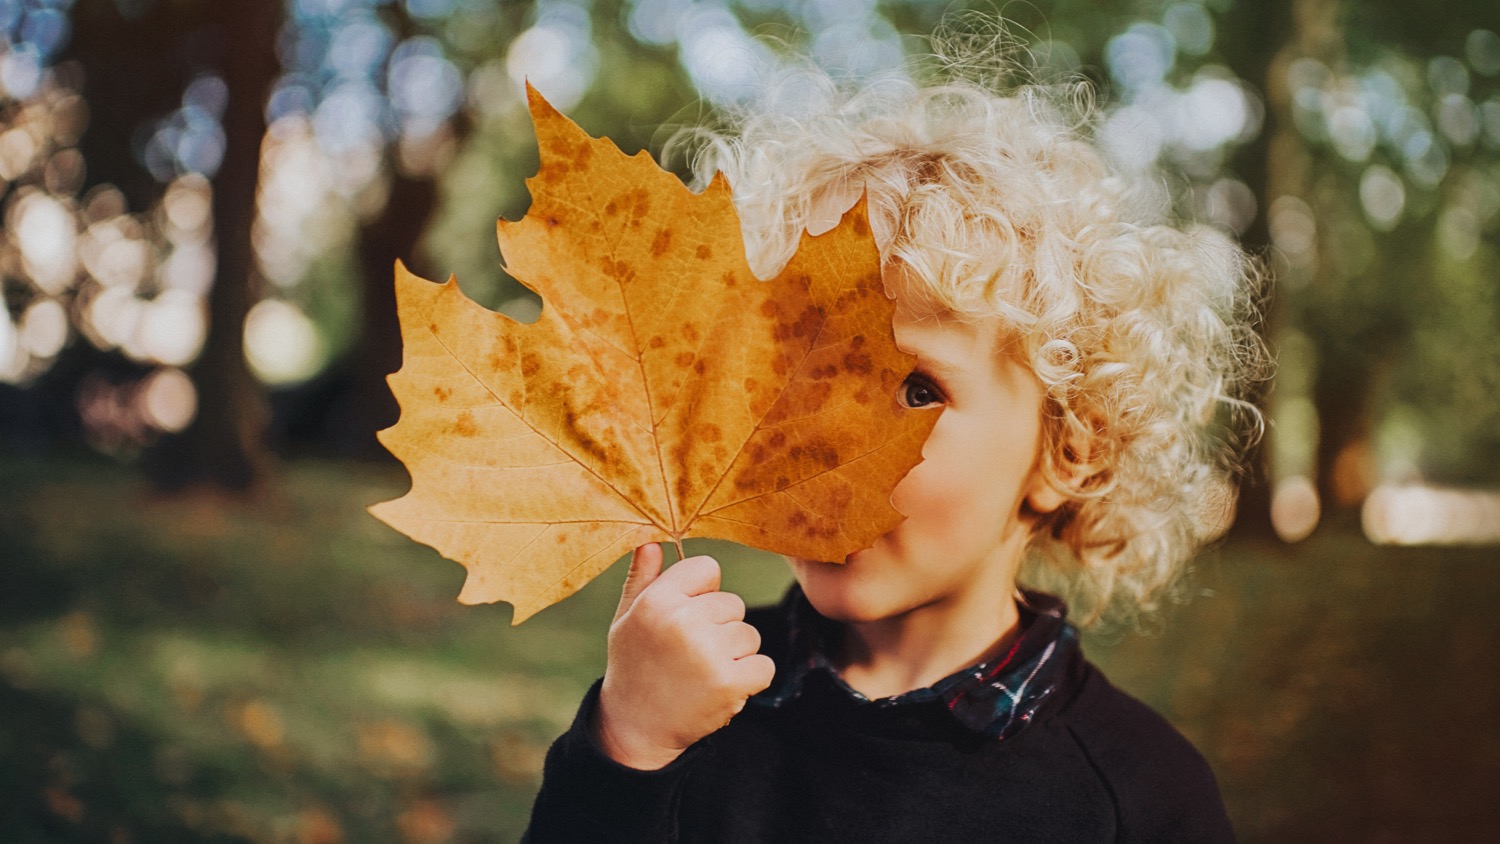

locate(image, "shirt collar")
[[749, 585, 1079, 741]]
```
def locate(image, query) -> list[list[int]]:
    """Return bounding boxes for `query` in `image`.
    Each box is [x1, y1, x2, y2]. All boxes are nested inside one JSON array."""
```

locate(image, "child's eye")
[[897, 372, 945, 409]]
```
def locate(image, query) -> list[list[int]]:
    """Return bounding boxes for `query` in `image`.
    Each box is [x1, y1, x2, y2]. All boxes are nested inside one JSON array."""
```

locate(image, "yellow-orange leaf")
[[370, 85, 937, 623]]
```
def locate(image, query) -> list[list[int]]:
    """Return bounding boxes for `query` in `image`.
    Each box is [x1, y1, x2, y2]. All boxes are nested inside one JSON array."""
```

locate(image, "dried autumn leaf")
[[370, 85, 937, 623]]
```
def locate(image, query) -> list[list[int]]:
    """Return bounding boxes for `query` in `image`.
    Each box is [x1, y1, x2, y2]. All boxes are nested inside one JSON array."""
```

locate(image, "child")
[[523, 46, 1261, 843]]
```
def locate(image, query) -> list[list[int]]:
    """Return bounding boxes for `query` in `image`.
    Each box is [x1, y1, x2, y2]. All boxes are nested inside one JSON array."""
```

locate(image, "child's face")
[[787, 286, 1060, 625]]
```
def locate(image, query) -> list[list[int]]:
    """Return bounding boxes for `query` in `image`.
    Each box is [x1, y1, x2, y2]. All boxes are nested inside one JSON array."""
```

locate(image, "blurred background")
[[1, 0, 1497, 840]]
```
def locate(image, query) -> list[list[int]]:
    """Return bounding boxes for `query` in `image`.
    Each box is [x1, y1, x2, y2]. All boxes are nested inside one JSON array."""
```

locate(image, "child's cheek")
[[891, 420, 976, 536]]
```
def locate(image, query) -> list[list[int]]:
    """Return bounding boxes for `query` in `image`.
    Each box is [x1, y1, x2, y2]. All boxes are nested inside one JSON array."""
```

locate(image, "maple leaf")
[[370, 85, 938, 623]]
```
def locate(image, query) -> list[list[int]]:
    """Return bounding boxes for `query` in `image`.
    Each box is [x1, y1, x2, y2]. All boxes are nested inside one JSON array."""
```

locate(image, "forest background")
[[1, 0, 1498, 841]]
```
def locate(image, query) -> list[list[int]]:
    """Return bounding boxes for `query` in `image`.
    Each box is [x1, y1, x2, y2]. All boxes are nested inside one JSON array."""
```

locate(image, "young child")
[[523, 51, 1261, 843]]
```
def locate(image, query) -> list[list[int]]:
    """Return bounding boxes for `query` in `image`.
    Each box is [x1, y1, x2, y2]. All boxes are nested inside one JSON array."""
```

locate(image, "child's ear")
[[1023, 473, 1069, 516], [1024, 431, 1099, 517]]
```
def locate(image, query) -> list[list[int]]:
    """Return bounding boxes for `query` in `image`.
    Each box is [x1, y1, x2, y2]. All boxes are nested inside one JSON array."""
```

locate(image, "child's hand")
[[593, 544, 776, 770]]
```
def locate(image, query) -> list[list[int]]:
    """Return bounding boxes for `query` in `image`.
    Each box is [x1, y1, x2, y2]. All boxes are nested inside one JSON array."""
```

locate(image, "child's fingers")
[[732, 652, 777, 695], [714, 620, 762, 660], [614, 543, 663, 621], [690, 590, 747, 625], [658, 554, 722, 597]]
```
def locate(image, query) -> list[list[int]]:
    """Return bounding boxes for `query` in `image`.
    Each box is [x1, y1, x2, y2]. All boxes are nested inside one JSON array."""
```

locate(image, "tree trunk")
[[147, 0, 281, 492], [328, 167, 443, 457], [1217, 0, 1294, 540], [324, 4, 475, 458]]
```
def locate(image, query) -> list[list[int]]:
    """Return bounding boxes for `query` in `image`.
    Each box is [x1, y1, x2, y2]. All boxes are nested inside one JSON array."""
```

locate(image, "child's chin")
[[789, 561, 895, 624]]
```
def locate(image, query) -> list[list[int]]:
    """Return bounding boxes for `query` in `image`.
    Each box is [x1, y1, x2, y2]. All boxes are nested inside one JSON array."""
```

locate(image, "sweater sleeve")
[[522, 679, 706, 844], [1062, 664, 1236, 844]]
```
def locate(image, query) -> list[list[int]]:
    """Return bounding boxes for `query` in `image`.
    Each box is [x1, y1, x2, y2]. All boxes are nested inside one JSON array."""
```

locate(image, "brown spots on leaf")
[[627, 188, 651, 227], [572, 143, 592, 169], [681, 322, 701, 343], [759, 300, 779, 318], [605, 200, 619, 217], [810, 364, 837, 380], [842, 350, 873, 374], [693, 359, 706, 375], [546, 215, 561, 228], [590, 308, 611, 326], [722, 271, 737, 288], [556, 532, 568, 544], [768, 431, 786, 449], [651, 228, 673, 257], [854, 389, 870, 405], [428, 322, 440, 335], [675, 352, 695, 368], [562, 409, 612, 466], [775, 476, 791, 490], [433, 386, 452, 403], [829, 485, 853, 510], [798, 381, 833, 413], [773, 305, 824, 342], [451, 412, 478, 437], [648, 335, 665, 349], [852, 213, 870, 238], [743, 377, 759, 395], [697, 244, 713, 260], [789, 511, 808, 528], [804, 521, 837, 540], [671, 443, 694, 506], [600, 257, 637, 285], [699, 423, 722, 443], [772, 356, 789, 376], [521, 353, 541, 377], [789, 439, 840, 470]]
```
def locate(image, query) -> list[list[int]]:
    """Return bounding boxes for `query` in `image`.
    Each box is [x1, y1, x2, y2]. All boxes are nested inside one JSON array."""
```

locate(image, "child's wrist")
[[591, 702, 685, 771]]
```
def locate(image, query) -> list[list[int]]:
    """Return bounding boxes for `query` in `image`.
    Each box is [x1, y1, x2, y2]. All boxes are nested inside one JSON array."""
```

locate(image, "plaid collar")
[[749, 585, 1079, 741]]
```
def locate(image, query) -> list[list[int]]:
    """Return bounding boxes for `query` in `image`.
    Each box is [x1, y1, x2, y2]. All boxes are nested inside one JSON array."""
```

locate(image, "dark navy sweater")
[[524, 590, 1234, 843]]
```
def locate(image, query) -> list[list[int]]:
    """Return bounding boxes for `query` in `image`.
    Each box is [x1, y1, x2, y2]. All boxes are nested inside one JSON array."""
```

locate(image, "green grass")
[[1, 454, 1496, 842]]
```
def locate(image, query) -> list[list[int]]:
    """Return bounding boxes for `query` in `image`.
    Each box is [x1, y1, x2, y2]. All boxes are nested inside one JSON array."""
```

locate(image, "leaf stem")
[[672, 538, 686, 562]]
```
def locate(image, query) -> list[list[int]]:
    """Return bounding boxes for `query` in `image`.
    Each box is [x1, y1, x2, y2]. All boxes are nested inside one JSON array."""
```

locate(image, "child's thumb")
[[614, 543, 663, 621]]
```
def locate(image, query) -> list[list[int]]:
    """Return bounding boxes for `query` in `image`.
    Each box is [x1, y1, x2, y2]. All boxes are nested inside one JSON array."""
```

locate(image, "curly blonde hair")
[[674, 56, 1265, 626]]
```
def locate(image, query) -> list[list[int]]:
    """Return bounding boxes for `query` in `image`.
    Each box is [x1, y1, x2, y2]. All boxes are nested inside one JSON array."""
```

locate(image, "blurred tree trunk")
[[67, 0, 198, 211], [332, 162, 444, 457], [1218, 0, 1296, 540], [325, 5, 474, 458], [147, 0, 281, 492]]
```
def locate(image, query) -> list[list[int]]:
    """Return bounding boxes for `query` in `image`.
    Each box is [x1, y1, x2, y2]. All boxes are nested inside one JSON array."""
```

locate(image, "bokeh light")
[[11, 190, 78, 294], [1363, 484, 1500, 545], [244, 298, 325, 385], [1271, 475, 1321, 543], [505, 2, 596, 111], [1359, 163, 1406, 229], [138, 366, 197, 433]]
